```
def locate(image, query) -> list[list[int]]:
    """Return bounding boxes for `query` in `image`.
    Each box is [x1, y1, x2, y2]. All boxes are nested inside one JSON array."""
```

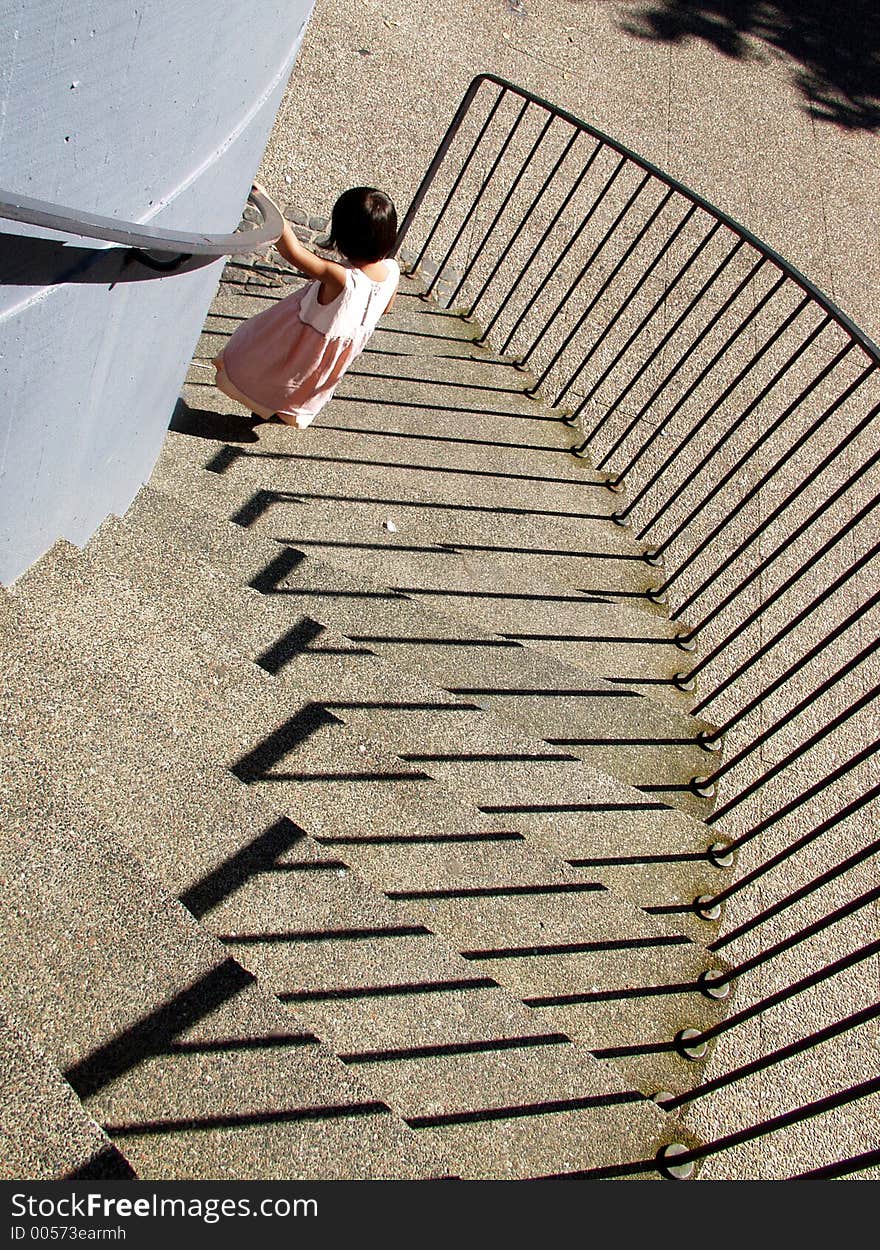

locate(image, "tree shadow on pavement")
[[617, 0, 880, 130]]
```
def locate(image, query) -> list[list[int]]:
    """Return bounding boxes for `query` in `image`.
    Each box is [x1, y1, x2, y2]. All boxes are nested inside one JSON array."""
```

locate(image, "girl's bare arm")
[[255, 184, 347, 302]]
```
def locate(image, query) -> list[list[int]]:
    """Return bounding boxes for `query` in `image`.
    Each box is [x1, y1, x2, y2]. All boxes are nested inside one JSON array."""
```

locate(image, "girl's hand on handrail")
[[254, 186, 346, 300], [250, 181, 279, 212]]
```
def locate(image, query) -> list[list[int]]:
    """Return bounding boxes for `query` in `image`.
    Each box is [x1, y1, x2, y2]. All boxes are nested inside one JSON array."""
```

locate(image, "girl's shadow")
[[169, 398, 260, 443]]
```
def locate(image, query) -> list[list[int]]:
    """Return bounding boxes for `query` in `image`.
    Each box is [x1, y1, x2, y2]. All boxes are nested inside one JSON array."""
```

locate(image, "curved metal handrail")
[[397, 74, 880, 1179], [0, 185, 283, 261], [398, 73, 880, 367]]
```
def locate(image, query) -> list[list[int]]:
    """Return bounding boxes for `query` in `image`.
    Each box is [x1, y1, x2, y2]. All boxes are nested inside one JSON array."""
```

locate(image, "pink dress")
[[221, 259, 400, 428]]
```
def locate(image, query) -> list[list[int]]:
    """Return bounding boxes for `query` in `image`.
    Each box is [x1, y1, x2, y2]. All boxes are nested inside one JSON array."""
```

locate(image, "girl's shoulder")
[[377, 257, 400, 291], [354, 258, 400, 287]]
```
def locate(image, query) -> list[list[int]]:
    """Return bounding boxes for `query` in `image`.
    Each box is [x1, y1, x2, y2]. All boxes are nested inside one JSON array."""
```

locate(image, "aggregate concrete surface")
[[3, 0, 878, 1184], [258, 0, 880, 344], [253, 0, 880, 1181]]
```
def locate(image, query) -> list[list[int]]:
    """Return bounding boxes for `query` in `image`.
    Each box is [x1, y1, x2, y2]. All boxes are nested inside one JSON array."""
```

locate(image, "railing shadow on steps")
[[395, 75, 880, 1179]]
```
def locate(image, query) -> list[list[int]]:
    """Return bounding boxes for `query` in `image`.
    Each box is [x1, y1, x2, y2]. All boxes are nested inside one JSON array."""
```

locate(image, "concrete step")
[[4, 766, 688, 1183], [191, 271, 649, 543], [4, 541, 731, 1097], [276, 412, 592, 485], [193, 363, 562, 434], [206, 843, 698, 1178], [344, 346, 553, 399], [254, 537, 692, 702], [198, 267, 694, 630], [149, 436, 711, 800], [160, 439, 702, 715], [173, 406, 669, 610], [196, 480, 682, 639], [179, 415, 637, 568], [111, 484, 732, 924], [0, 758, 445, 1180], [0, 1003, 136, 1180], [2, 602, 706, 1176]]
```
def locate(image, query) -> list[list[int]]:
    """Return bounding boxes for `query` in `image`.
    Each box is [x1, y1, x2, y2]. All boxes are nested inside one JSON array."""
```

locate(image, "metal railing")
[[397, 75, 880, 1179], [0, 186, 283, 269]]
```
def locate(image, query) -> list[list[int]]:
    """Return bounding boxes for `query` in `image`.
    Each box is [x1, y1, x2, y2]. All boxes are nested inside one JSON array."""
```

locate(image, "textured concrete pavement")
[[258, 0, 880, 344]]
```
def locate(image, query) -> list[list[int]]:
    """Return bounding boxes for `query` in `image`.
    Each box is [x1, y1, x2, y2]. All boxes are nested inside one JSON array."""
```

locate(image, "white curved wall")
[[0, 0, 314, 584]]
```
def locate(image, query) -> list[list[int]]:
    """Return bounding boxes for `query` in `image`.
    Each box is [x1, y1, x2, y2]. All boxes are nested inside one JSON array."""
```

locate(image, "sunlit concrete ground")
[[254, 1, 880, 1179], [259, 0, 880, 345]]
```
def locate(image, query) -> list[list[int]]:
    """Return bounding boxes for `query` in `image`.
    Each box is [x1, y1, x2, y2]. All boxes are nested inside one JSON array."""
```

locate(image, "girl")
[[213, 184, 399, 428]]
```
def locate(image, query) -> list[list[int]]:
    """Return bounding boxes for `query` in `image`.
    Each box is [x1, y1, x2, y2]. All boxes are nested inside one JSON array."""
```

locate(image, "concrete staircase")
[[0, 255, 741, 1180]]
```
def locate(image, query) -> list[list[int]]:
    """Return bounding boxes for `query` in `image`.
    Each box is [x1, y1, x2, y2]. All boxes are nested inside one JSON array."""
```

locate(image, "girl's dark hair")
[[326, 187, 397, 263]]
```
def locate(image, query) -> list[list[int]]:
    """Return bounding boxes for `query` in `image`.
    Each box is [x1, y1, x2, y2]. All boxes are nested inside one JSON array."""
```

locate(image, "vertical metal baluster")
[[570, 218, 726, 447], [629, 293, 814, 544], [489, 138, 603, 349], [562, 198, 695, 408], [671, 940, 880, 1050], [551, 187, 677, 410], [710, 790, 880, 937], [719, 835, 880, 946], [522, 170, 653, 386], [708, 585, 880, 755], [687, 489, 880, 699], [446, 110, 556, 308], [616, 268, 787, 522], [658, 339, 855, 602], [693, 534, 880, 713], [586, 242, 755, 462], [468, 125, 580, 325], [671, 367, 874, 620], [706, 631, 880, 788], [662, 1000, 880, 1112], [712, 888, 880, 985], [499, 155, 628, 360], [413, 85, 509, 288], [424, 97, 531, 299], [396, 75, 493, 254], [708, 683, 880, 824], [709, 740, 880, 853]]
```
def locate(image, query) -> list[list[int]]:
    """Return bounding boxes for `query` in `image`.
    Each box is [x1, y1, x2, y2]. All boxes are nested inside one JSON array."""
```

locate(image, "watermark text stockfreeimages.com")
[[10, 1192, 316, 1227]]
